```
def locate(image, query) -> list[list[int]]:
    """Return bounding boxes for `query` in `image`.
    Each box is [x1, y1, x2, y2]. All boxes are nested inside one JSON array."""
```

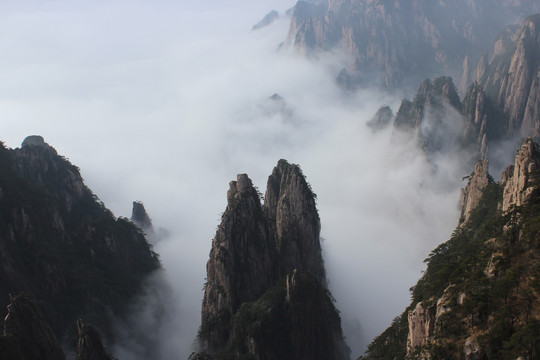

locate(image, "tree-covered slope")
[[0, 136, 160, 344], [361, 139, 540, 359]]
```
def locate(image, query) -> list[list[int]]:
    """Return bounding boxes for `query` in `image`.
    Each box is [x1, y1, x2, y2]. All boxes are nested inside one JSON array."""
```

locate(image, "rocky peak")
[[199, 161, 341, 358], [392, 77, 465, 155], [131, 201, 154, 233], [501, 138, 540, 212], [0, 137, 160, 347], [14, 136, 87, 211], [3, 293, 66, 360], [395, 77, 461, 131], [367, 105, 394, 132], [264, 159, 325, 284], [21, 135, 52, 149], [201, 173, 274, 351], [76, 320, 116, 360], [458, 160, 491, 227]]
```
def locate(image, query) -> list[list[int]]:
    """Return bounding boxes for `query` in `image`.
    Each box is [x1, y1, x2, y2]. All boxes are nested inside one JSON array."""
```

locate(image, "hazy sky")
[[1, 1, 466, 358]]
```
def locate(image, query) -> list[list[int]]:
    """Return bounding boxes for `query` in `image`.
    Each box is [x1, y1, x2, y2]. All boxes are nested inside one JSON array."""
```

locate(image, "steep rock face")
[[458, 160, 491, 227], [478, 15, 540, 139], [2, 293, 66, 360], [406, 302, 435, 357], [264, 160, 325, 284], [76, 320, 116, 360], [201, 174, 275, 351], [287, 0, 540, 87], [0, 136, 160, 343], [502, 138, 540, 211], [461, 81, 507, 158], [199, 160, 348, 359]]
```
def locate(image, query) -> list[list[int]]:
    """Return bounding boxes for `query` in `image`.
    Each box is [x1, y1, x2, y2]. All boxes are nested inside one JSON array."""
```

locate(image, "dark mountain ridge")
[[0, 135, 160, 348]]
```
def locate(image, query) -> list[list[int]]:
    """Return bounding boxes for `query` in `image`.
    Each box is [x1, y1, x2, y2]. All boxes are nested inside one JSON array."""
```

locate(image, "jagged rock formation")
[[286, 0, 540, 87], [501, 138, 540, 212], [382, 76, 468, 155], [264, 160, 325, 284], [375, 13, 540, 163], [361, 138, 540, 359], [131, 201, 154, 233], [394, 77, 461, 129], [0, 136, 160, 345], [201, 174, 276, 350], [367, 106, 394, 132], [461, 81, 505, 158], [477, 15, 540, 139], [458, 160, 491, 227], [76, 320, 116, 360], [198, 160, 349, 360], [460, 14, 540, 150]]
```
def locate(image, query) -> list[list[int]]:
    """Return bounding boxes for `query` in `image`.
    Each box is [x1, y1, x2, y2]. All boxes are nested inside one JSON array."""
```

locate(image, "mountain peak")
[[21, 135, 50, 149]]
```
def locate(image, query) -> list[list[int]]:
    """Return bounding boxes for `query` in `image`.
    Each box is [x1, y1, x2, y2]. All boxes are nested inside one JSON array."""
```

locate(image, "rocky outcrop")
[[199, 160, 348, 359], [287, 0, 540, 87], [2, 293, 66, 360], [501, 138, 540, 211], [407, 302, 435, 356], [458, 160, 491, 227], [0, 136, 160, 344], [367, 105, 394, 132], [463, 337, 484, 360], [131, 201, 154, 233], [201, 174, 275, 351], [76, 320, 116, 360], [264, 159, 325, 284], [395, 77, 461, 130], [392, 77, 464, 154]]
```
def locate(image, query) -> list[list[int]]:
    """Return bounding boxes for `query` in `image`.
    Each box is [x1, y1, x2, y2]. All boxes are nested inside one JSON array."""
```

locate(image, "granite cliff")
[[196, 160, 349, 360]]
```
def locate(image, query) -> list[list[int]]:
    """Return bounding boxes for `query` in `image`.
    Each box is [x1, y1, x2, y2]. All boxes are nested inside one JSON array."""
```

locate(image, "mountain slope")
[[0, 136, 160, 344], [360, 138, 540, 359]]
